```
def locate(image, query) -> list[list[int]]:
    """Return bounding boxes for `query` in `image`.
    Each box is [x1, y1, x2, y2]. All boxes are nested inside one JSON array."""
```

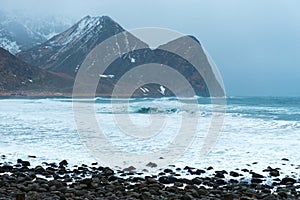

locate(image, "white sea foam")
[[0, 97, 299, 176]]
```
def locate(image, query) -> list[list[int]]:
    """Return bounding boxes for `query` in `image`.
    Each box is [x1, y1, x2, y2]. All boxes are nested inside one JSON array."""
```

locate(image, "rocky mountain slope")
[[17, 16, 129, 76], [0, 47, 73, 95]]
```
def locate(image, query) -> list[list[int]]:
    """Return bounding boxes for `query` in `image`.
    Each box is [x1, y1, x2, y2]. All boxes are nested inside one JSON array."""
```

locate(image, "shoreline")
[[1, 157, 299, 199]]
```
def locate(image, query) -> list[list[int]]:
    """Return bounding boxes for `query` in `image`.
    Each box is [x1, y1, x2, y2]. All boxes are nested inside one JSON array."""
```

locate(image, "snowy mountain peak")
[[0, 10, 72, 54], [47, 15, 123, 47], [17, 15, 127, 75]]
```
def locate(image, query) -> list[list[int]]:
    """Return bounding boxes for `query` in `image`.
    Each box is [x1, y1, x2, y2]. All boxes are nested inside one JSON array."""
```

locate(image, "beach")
[[1, 156, 300, 200]]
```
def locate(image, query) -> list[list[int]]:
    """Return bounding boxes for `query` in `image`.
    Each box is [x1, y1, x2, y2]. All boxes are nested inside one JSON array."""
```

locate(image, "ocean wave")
[[134, 107, 180, 114]]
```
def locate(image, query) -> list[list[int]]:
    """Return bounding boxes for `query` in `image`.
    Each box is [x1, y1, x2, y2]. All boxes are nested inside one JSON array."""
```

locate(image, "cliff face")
[[3, 15, 224, 97]]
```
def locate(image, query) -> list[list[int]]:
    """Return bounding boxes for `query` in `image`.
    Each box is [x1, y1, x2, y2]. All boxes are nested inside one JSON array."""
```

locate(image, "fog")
[[1, 0, 300, 96]]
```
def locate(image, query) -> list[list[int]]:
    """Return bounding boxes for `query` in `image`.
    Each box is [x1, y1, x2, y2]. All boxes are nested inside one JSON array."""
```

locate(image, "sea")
[[0, 96, 299, 177]]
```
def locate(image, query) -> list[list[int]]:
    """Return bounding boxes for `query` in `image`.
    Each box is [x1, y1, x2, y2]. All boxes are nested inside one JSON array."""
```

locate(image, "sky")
[[1, 0, 300, 96]]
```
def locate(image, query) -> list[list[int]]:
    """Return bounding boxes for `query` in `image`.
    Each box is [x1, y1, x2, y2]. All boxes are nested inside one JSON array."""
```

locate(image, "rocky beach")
[[0, 156, 299, 200]]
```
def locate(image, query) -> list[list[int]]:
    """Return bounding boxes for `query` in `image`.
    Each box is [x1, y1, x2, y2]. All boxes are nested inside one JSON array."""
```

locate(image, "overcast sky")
[[1, 0, 300, 96]]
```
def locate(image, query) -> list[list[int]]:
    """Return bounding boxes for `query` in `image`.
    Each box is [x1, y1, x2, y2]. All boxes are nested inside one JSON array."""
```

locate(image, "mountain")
[[16, 15, 134, 76], [0, 10, 72, 54], [94, 36, 224, 97], [15, 15, 224, 97], [0, 47, 73, 95]]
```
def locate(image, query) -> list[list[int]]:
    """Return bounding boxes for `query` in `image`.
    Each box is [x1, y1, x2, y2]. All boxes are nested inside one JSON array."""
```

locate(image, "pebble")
[[0, 158, 299, 199]]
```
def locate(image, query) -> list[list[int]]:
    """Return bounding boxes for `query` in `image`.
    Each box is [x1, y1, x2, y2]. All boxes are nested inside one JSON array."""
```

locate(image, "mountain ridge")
[[1, 15, 224, 97]]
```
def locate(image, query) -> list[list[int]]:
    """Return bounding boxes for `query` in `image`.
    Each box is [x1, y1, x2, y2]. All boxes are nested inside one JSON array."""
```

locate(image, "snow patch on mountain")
[[0, 38, 20, 54], [50, 16, 105, 46], [0, 10, 73, 54], [0, 27, 21, 54]]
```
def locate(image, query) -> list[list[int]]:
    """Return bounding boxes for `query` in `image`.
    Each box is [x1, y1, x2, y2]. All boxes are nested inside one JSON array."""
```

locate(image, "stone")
[[28, 155, 36, 158], [241, 169, 249, 172], [102, 167, 114, 176], [281, 177, 296, 185], [251, 178, 264, 184], [15, 193, 25, 200], [123, 166, 136, 172], [251, 172, 264, 179], [59, 160, 68, 166], [158, 176, 177, 184], [230, 171, 240, 177], [164, 169, 173, 173], [215, 172, 225, 179], [191, 177, 202, 185], [269, 169, 280, 177]]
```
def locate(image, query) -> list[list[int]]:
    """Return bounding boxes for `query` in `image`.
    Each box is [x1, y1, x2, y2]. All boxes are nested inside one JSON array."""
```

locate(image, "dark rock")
[[281, 177, 296, 185], [184, 166, 193, 170], [15, 193, 25, 200], [215, 172, 225, 179], [229, 179, 239, 184], [108, 176, 118, 182], [158, 176, 177, 184], [59, 160, 68, 166], [165, 186, 179, 194], [179, 178, 191, 184], [241, 168, 249, 172], [251, 172, 264, 179], [174, 182, 183, 187], [182, 194, 193, 200], [197, 188, 208, 195], [191, 177, 202, 185], [123, 166, 136, 172], [145, 177, 156, 184], [222, 193, 235, 200], [273, 178, 281, 182], [102, 167, 114, 176], [215, 178, 226, 185], [28, 155, 36, 158], [34, 165, 45, 174], [14, 163, 22, 168], [164, 168, 173, 173], [141, 191, 152, 200], [1, 165, 13, 171], [49, 162, 58, 168], [269, 169, 280, 177], [263, 166, 273, 172], [278, 191, 288, 198], [158, 172, 166, 176], [230, 171, 240, 177], [146, 162, 157, 168], [216, 170, 228, 175], [80, 178, 92, 186], [251, 178, 264, 184]]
